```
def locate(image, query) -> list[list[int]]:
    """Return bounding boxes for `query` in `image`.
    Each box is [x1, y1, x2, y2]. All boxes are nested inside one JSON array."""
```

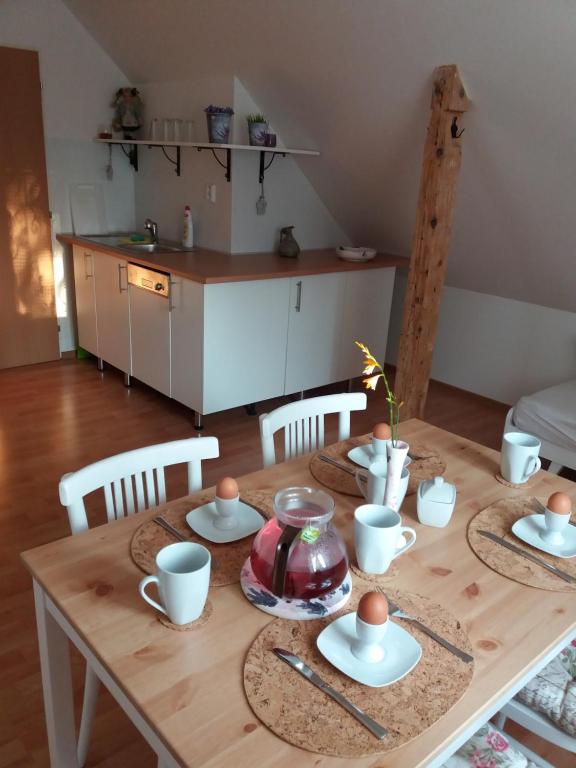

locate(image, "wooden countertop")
[[57, 233, 408, 284]]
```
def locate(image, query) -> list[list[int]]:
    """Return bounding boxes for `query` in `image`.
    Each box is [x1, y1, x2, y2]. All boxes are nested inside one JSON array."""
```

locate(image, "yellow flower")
[[362, 363, 377, 375], [363, 374, 382, 391]]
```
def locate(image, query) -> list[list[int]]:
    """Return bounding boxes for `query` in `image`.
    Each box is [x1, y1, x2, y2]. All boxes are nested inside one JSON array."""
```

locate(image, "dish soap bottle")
[[182, 206, 194, 248]]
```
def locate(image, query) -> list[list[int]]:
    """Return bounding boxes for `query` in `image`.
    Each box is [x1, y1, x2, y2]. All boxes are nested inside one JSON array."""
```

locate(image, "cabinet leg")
[[194, 411, 204, 431], [97, 358, 104, 372], [244, 403, 257, 416], [124, 373, 131, 388], [347, 378, 353, 393]]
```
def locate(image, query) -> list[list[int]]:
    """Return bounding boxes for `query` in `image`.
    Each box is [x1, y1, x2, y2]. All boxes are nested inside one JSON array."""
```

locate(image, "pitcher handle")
[[271, 525, 301, 597]]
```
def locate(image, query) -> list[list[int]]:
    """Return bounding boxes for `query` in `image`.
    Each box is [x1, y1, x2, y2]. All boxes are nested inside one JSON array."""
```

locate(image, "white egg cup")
[[214, 494, 239, 530], [540, 508, 571, 546], [351, 615, 389, 663]]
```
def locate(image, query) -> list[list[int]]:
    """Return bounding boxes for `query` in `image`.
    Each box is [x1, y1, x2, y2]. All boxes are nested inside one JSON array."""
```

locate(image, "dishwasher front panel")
[[129, 283, 171, 397]]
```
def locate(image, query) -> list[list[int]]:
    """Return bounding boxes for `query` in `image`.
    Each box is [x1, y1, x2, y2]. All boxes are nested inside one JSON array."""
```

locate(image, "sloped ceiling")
[[63, 0, 576, 313]]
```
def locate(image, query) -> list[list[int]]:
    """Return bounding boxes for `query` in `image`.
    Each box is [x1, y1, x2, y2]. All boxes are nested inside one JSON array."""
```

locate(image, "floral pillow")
[[516, 639, 576, 736], [442, 724, 528, 768]]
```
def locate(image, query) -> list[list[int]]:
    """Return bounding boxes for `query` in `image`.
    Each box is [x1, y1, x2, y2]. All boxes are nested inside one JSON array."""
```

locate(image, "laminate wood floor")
[[0, 358, 572, 767]]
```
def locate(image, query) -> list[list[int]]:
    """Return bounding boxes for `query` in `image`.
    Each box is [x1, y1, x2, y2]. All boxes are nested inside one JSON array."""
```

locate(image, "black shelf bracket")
[[197, 146, 231, 182], [120, 143, 138, 172], [151, 145, 181, 176], [259, 150, 287, 183]]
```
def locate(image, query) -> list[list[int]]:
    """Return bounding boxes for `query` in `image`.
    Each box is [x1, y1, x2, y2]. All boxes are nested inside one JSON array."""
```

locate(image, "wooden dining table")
[[22, 419, 576, 767]]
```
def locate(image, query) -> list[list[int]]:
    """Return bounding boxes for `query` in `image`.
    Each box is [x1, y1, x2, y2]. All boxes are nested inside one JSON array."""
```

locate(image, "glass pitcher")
[[250, 487, 349, 599]]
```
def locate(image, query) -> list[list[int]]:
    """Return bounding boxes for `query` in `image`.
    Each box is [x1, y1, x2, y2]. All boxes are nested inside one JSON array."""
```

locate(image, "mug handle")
[[393, 527, 417, 559], [355, 470, 367, 499], [139, 575, 167, 616], [524, 456, 541, 480]]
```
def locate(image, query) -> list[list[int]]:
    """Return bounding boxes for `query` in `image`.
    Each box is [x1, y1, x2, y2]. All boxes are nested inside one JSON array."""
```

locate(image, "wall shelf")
[[95, 138, 319, 183]]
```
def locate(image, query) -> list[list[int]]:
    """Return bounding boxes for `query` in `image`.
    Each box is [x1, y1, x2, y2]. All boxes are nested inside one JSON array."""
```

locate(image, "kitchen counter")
[[57, 233, 409, 284]]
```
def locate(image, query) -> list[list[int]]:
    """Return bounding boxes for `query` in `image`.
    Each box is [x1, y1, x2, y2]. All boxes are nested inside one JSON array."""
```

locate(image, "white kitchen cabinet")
[[171, 276, 291, 415], [72, 245, 98, 356], [337, 268, 396, 380], [202, 279, 291, 414], [284, 273, 346, 395], [93, 252, 131, 374], [170, 276, 204, 412]]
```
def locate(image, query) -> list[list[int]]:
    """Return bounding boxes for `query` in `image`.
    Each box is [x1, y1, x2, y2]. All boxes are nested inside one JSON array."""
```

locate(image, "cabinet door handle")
[[295, 280, 302, 312], [84, 253, 93, 278], [118, 264, 128, 293], [168, 279, 178, 311]]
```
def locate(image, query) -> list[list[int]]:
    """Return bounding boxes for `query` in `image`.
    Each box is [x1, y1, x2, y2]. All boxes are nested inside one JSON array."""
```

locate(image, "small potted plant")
[[247, 113, 269, 146], [204, 105, 234, 144]]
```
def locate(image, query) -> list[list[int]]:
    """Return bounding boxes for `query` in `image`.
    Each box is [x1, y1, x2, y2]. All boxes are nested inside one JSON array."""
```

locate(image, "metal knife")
[[272, 648, 388, 740], [319, 454, 360, 477], [153, 515, 186, 542], [478, 530, 576, 584]]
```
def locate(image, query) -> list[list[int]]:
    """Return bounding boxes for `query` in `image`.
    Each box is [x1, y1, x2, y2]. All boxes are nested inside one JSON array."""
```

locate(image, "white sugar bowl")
[[417, 476, 456, 528]]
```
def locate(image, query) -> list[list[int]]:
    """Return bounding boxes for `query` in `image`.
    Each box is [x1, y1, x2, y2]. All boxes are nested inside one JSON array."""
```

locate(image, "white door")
[[93, 252, 131, 373], [284, 273, 345, 395], [338, 268, 396, 380], [129, 284, 171, 397], [170, 276, 204, 412], [202, 278, 291, 414], [72, 245, 98, 356]]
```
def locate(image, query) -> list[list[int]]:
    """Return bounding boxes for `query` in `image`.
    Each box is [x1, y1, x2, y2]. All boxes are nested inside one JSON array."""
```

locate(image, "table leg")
[[33, 579, 79, 767]]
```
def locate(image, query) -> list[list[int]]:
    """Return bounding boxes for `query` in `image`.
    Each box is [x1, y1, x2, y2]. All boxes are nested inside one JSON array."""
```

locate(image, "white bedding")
[[513, 380, 576, 452]]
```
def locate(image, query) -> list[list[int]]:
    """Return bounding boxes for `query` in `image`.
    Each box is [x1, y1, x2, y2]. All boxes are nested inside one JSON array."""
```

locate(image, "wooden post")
[[395, 65, 470, 420]]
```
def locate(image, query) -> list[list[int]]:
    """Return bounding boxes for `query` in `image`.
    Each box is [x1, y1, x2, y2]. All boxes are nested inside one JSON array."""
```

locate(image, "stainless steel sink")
[[123, 242, 190, 253], [81, 235, 191, 254]]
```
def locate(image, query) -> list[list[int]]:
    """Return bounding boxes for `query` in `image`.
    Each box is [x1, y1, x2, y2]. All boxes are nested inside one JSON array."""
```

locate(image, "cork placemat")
[[244, 584, 473, 757], [468, 497, 576, 592], [495, 472, 538, 490], [131, 491, 273, 586], [158, 600, 213, 631], [349, 560, 400, 583], [309, 436, 446, 498]]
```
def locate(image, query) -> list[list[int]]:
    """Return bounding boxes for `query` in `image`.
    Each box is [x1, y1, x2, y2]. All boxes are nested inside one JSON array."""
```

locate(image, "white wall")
[[388, 271, 576, 405], [0, 0, 135, 352], [230, 79, 349, 253], [134, 77, 233, 251]]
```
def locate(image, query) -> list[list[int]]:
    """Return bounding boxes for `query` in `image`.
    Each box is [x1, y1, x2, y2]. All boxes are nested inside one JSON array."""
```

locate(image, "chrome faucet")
[[144, 218, 159, 243]]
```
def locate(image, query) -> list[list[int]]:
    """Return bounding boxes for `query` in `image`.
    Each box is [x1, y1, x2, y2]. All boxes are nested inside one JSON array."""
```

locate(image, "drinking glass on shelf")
[[184, 120, 196, 143], [172, 119, 184, 142], [149, 118, 160, 141], [162, 118, 174, 142]]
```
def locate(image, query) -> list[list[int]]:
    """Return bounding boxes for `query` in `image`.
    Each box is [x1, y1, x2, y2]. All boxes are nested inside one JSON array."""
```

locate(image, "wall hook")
[[451, 116, 465, 139]]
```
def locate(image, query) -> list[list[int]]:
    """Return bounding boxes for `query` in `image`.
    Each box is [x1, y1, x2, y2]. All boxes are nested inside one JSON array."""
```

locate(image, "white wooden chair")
[[259, 392, 367, 467], [59, 436, 219, 767]]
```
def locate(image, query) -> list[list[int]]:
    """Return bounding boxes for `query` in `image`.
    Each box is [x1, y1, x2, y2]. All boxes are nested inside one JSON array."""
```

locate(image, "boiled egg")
[[373, 422, 391, 440], [216, 476, 238, 500], [547, 492, 572, 516], [357, 591, 389, 625]]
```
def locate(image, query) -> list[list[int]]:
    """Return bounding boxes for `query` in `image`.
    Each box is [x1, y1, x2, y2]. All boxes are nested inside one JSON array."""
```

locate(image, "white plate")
[[512, 514, 576, 558], [347, 445, 412, 470], [185, 500, 265, 544], [317, 612, 422, 687], [335, 247, 376, 262]]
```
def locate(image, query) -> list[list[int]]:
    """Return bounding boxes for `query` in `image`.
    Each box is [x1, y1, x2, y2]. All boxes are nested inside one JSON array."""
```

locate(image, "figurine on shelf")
[[112, 87, 144, 139]]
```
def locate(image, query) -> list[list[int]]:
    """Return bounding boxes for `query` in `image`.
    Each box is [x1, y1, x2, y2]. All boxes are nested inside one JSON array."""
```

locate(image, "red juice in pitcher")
[[249, 490, 349, 600]]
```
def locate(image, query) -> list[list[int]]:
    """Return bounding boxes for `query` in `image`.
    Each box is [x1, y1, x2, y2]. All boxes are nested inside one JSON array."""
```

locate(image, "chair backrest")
[[59, 436, 219, 535], [259, 392, 367, 467]]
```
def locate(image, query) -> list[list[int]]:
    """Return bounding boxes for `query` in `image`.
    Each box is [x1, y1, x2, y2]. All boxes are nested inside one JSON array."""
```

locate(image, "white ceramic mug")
[[501, 432, 541, 484], [356, 462, 410, 508], [139, 542, 210, 625], [541, 508, 571, 546], [214, 494, 239, 530], [354, 504, 417, 575]]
